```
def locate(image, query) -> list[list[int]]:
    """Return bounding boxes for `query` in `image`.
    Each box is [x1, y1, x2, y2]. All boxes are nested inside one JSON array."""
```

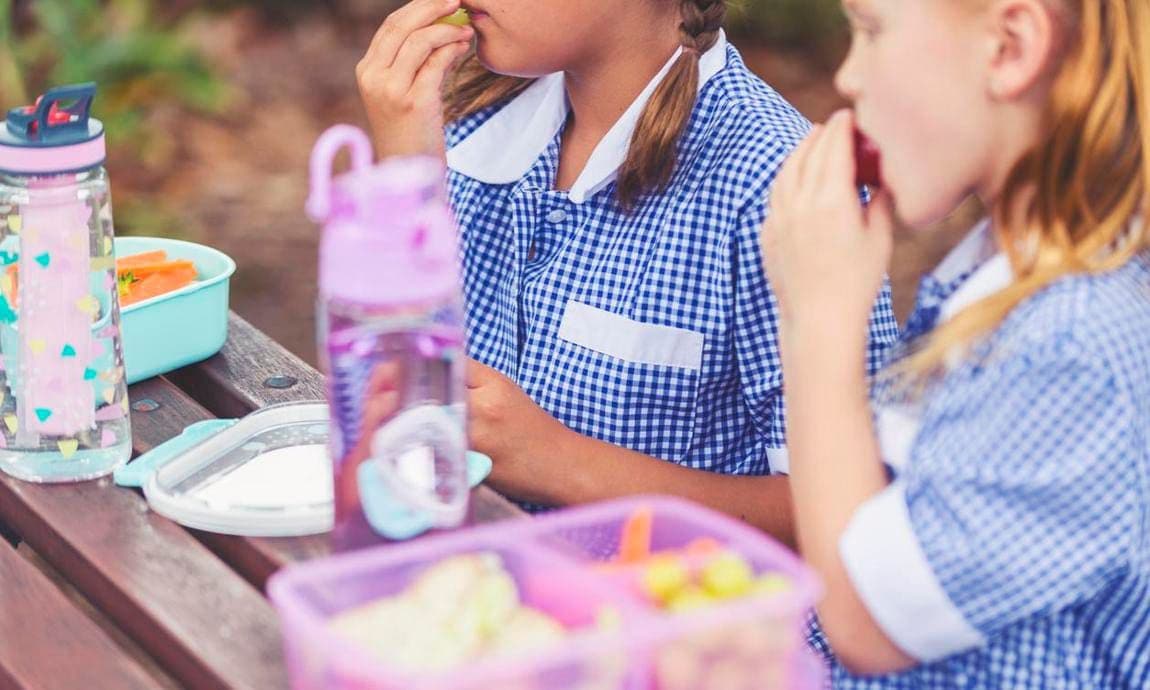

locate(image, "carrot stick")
[[117, 259, 195, 280], [120, 266, 196, 306], [618, 507, 654, 564], [5, 264, 17, 307], [9, 250, 199, 308], [115, 250, 168, 270]]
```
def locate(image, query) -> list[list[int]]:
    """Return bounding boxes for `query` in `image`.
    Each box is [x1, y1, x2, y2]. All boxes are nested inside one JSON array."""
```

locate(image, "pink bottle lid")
[[307, 125, 460, 307]]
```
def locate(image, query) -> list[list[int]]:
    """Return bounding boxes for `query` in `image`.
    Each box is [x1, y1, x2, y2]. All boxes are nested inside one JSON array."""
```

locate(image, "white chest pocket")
[[545, 300, 705, 462], [558, 301, 704, 371]]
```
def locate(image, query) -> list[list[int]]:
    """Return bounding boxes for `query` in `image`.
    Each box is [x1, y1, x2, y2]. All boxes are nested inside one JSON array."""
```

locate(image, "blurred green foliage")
[[1, 0, 227, 148], [0, 0, 26, 104], [0, 0, 232, 235], [0, 0, 845, 237], [1, 0, 847, 121], [728, 0, 848, 54]]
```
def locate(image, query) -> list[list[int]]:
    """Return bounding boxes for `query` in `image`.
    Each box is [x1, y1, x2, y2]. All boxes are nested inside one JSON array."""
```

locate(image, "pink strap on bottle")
[[18, 183, 96, 440], [305, 125, 374, 223]]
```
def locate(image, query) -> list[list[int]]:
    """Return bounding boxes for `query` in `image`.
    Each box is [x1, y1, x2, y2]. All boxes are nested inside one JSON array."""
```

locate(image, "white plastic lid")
[[143, 402, 333, 537]]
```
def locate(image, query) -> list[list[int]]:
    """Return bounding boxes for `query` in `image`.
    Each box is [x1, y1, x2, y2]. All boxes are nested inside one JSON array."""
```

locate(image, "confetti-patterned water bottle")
[[0, 84, 131, 482]]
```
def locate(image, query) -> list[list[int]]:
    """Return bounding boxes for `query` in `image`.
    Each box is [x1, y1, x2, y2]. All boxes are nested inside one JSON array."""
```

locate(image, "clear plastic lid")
[[143, 402, 333, 537]]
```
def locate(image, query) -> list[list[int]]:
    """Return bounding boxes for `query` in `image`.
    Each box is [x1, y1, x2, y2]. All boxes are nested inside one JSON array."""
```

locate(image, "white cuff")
[[766, 447, 789, 475], [839, 481, 986, 662]]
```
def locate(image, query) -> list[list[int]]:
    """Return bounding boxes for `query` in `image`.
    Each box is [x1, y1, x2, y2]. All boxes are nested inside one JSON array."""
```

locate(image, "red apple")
[[854, 129, 883, 188]]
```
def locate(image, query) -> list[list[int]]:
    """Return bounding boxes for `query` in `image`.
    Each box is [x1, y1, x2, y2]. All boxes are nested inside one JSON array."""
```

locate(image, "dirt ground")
[[132, 8, 976, 363]]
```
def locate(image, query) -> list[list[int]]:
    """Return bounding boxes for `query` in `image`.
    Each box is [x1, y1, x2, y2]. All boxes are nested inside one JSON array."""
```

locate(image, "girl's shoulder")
[[1011, 253, 1150, 337], [694, 46, 811, 150], [675, 46, 812, 205], [974, 253, 1150, 391]]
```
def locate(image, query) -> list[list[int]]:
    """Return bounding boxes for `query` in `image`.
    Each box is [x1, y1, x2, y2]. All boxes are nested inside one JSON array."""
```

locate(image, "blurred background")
[[0, 0, 973, 362]]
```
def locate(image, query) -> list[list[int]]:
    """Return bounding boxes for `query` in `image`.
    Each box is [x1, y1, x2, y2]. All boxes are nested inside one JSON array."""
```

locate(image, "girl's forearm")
[[782, 319, 914, 673], [523, 427, 798, 548]]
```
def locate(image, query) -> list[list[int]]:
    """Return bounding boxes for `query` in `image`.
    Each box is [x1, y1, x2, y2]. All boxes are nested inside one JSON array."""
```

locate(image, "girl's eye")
[[846, 11, 882, 41], [851, 23, 880, 41]]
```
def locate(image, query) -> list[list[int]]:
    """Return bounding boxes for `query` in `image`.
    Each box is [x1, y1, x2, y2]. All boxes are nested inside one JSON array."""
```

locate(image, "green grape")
[[699, 552, 754, 600], [642, 556, 691, 604], [750, 573, 793, 598], [438, 9, 471, 26], [667, 585, 714, 613]]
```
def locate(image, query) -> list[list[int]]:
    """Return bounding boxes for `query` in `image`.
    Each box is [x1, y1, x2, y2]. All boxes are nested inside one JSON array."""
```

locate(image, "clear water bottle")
[[0, 84, 131, 482], [308, 125, 468, 550]]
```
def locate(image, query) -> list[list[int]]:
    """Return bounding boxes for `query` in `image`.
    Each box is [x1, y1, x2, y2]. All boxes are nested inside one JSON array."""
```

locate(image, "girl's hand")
[[466, 359, 570, 500], [761, 110, 895, 335], [356, 0, 474, 159], [339, 361, 403, 513]]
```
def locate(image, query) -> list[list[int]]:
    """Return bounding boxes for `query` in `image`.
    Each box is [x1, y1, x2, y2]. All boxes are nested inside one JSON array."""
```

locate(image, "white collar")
[[936, 219, 1012, 324], [937, 214, 1150, 324], [446, 31, 730, 204]]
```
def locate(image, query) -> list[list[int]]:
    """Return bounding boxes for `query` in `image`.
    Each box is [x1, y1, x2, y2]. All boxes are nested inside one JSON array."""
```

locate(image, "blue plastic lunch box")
[[0, 235, 235, 390], [116, 236, 236, 384]]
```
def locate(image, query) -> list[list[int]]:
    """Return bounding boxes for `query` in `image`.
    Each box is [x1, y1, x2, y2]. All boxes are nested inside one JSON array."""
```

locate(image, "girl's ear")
[[984, 0, 1060, 100]]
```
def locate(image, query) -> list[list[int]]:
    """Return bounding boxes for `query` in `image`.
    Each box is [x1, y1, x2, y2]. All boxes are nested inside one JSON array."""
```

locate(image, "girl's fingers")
[[804, 110, 851, 194], [774, 126, 821, 209], [366, 0, 461, 68], [363, 390, 402, 432], [410, 41, 472, 102], [367, 361, 401, 396], [466, 358, 496, 389], [864, 188, 897, 248], [824, 111, 860, 200], [390, 23, 473, 89]]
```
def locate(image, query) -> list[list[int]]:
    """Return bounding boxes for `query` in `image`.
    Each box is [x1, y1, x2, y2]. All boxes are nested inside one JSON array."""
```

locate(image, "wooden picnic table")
[[0, 313, 526, 690]]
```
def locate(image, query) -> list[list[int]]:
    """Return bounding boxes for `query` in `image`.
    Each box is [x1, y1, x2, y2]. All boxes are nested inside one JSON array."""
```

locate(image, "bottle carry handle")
[[306, 125, 375, 222], [6, 83, 96, 143]]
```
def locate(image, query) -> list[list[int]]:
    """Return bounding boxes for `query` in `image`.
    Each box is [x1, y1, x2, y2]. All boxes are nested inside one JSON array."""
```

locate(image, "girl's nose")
[[835, 44, 862, 102]]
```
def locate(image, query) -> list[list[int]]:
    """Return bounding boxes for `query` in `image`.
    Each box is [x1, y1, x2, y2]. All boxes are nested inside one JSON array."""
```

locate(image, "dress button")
[[545, 209, 568, 224]]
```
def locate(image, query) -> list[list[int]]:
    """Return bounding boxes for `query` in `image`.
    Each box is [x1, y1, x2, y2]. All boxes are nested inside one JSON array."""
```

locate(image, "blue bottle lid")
[[0, 83, 106, 175]]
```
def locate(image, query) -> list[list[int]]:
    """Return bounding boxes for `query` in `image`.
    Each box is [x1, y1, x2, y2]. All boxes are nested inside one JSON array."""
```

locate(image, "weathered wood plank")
[[192, 494, 523, 589], [0, 520, 16, 547], [165, 312, 526, 585], [144, 373, 523, 587], [0, 541, 160, 690], [0, 377, 286, 690], [166, 313, 325, 419], [127, 375, 307, 587], [0, 315, 527, 688]]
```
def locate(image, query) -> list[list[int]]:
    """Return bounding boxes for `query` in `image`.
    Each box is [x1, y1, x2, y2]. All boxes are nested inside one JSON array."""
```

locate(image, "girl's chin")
[[475, 50, 550, 80], [897, 196, 974, 231]]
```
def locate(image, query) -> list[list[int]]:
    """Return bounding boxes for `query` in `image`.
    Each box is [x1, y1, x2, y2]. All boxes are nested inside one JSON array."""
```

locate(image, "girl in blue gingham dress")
[[358, 0, 898, 537], [762, 0, 1150, 687]]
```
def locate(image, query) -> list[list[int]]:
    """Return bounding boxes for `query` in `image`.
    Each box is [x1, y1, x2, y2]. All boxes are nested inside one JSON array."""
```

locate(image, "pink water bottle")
[[0, 84, 131, 482], [308, 126, 469, 551]]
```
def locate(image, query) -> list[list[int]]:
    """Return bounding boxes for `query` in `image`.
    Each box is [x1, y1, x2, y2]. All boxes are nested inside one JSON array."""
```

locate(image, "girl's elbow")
[[835, 647, 910, 677], [821, 616, 919, 676]]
